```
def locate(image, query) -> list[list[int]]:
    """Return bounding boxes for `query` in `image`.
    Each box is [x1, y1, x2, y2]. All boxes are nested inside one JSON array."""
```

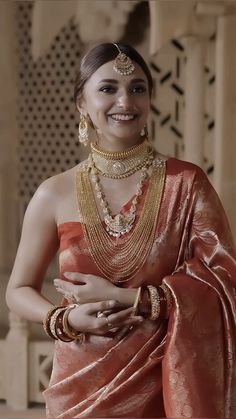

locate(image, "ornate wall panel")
[[15, 1, 216, 212], [149, 36, 215, 177], [16, 1, 83, 211]]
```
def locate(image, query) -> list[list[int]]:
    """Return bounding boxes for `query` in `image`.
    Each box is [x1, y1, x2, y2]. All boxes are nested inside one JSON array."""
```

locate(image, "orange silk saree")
[[44, 158, 236, 418]]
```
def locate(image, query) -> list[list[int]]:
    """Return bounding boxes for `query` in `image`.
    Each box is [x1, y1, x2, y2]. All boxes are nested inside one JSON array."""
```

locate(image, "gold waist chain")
[[76, 159, 166, 283]]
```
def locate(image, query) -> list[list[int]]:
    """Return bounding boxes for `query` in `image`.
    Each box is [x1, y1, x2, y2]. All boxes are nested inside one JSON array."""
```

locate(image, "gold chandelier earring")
[[140, 125, 150, 141], [78, 114, 89, 146], [140, 127, 146, 137]]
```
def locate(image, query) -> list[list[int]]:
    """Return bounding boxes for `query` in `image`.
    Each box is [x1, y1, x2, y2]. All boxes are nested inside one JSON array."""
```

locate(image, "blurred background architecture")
[[0, 0, 236, 415]]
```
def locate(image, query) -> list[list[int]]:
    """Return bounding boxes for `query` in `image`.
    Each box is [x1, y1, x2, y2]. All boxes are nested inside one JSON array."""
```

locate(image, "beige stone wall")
[[0, 2, 18, 273]]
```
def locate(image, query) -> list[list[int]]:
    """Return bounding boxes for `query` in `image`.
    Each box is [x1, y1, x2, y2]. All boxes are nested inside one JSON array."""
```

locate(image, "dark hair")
[[74, 43, 153, 103]]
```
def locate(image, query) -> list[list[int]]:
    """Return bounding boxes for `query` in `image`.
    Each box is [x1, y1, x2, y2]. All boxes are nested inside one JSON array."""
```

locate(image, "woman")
[[6, 43, 236, 418]]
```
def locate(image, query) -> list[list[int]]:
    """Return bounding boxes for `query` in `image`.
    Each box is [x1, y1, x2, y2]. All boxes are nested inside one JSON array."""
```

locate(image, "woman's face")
[[78, 60, 150, 147]]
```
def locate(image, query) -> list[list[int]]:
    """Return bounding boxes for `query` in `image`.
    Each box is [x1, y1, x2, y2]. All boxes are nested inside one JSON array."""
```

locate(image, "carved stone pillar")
[[214, 13, 236, 239], [6, 312, 29, 409], [0, 1, 18, 271], [183, 36, 205, 168]]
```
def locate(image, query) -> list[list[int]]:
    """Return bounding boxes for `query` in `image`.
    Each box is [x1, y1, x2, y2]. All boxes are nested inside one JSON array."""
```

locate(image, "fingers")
[[86, 300, 121, 315], [63, 272, 87, 283], [69, 302, 143, 336], [96, 313, 143, 334], [94, 304, 143, 331], [54, 279, 76, 293], [108, 307, 143, 327], [54, 279, 80, 304]]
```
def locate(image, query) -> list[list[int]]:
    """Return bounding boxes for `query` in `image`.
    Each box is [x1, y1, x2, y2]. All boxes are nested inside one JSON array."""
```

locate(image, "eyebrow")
[[98, 78, 147, 84]]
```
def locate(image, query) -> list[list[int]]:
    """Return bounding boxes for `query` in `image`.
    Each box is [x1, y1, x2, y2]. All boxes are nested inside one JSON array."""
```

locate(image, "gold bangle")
[[160, 283, 173, 318], [54, 310, 74, 342], [43, 305, 61, 340], [132, 286, 141, 316], [147, 285, 161, 320], [50, 307, 67, 340], [63, 304, 84, 341]]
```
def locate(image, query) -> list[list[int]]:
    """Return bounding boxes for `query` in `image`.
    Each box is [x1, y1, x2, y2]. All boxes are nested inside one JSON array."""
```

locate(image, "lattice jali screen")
[[150, 36, 215, 176], [29, 341, 53, 403], [15, 1, 83, 208], [15, 1, 216, 211]]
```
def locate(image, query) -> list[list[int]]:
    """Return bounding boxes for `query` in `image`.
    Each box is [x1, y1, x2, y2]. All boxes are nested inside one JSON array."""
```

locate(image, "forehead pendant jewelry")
[[113, 43, 135, 76]]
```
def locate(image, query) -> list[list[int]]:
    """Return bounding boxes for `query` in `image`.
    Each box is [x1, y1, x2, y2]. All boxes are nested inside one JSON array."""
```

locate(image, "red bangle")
[[139, 286, 151, 317], [55, 310, 73, 342]]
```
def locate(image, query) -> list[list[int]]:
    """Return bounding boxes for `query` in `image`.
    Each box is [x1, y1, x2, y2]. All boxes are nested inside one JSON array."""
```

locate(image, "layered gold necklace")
[[89, 142, 155, 237], [76, 141, 166, 283]]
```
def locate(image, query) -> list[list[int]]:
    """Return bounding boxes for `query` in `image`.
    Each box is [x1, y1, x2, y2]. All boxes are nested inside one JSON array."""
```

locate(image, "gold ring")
[[97, 311, 113, 328], [97, 311, 106, 318], [105, 315, 113, 329]]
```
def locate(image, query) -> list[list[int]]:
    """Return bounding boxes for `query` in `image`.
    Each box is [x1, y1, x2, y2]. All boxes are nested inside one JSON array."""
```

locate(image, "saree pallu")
[[44, 158, 236, 418]]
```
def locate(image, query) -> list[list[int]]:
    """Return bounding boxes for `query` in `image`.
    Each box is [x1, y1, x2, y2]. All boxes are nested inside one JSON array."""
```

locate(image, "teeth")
[[111, 114, 135, 121]]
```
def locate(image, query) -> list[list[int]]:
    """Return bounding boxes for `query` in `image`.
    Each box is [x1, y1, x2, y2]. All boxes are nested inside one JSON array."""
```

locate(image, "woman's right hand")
[[68, 300, 143, 336]]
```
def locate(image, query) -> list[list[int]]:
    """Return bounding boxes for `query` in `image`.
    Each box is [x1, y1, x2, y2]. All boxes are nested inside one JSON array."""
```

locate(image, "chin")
[[110, 129, 141, 141]]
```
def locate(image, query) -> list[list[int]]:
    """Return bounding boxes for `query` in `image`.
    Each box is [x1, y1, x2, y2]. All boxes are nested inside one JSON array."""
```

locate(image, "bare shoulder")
[[35, 162, 85, 199], [25, 162, 85, 224]]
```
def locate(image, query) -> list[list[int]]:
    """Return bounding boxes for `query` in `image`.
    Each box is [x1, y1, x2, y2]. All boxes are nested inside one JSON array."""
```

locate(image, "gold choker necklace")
[[90, 140, 152, 179]]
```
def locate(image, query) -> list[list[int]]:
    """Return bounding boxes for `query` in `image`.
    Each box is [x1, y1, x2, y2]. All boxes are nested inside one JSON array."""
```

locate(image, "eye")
[[131, 85, 147, 94], [99, 85, 116, 94]]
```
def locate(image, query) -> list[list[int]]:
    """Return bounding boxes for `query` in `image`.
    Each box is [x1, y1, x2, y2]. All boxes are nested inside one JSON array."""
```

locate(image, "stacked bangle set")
[[43, 304, 84, 343], [43, 283, 172, 341], [133, 283, 173, 320]]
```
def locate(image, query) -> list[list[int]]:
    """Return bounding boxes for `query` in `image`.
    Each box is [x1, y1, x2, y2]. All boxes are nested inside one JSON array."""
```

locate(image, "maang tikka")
[[78, 114, 89, 146], [113, 43, 135, 76]]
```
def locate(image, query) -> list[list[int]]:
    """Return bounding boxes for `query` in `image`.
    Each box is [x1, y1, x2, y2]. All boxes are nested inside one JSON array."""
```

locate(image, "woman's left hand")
[[54, 272, 119, 305]]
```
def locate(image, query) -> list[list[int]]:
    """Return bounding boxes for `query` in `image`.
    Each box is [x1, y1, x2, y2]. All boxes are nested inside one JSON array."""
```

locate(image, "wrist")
[[113, 287, 137, 307], [68, 306, 79, 331]]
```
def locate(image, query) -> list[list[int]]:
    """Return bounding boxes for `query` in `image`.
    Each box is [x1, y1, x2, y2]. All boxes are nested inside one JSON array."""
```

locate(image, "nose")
[[116, 90, 131, 109]]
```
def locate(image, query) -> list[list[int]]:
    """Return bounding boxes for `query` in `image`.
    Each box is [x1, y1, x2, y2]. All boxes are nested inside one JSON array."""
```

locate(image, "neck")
[[96, 134, 144, 152]]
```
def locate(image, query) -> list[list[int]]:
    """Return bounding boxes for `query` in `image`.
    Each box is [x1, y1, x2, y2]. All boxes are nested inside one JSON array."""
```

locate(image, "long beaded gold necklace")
[[76, 156, 166, 283], [89, 152, 154, 238]]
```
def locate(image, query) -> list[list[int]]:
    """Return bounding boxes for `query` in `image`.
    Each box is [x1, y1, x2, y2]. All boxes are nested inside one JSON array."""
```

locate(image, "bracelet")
[[132, 287, 141, 316], [43, 305, 61, 340], [63, 304, 84, 342], [160, 283, 173, 318], [147, 285, 161, 320], [140, 286, 151, 317], [157, 286, 167, 319], [50, 307, 67, 340], [55, 310, 74, 342]]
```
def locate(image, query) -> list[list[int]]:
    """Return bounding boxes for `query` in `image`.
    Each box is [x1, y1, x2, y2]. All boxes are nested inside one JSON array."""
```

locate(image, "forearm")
[[6, 286, 53, 323], [114, 286, 154, 318], [113, 287, 137, 307], [113, 287, 151, 315]]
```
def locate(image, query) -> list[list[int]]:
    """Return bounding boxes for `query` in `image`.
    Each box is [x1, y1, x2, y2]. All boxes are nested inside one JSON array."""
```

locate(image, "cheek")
[[142, 95, 151, 109], [139, 99, 150, 119], [86, 97, 111, 120]]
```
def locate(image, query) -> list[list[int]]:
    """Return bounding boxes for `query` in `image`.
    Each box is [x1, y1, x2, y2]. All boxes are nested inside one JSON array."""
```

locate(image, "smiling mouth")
[[109, 113, 137, 121]]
